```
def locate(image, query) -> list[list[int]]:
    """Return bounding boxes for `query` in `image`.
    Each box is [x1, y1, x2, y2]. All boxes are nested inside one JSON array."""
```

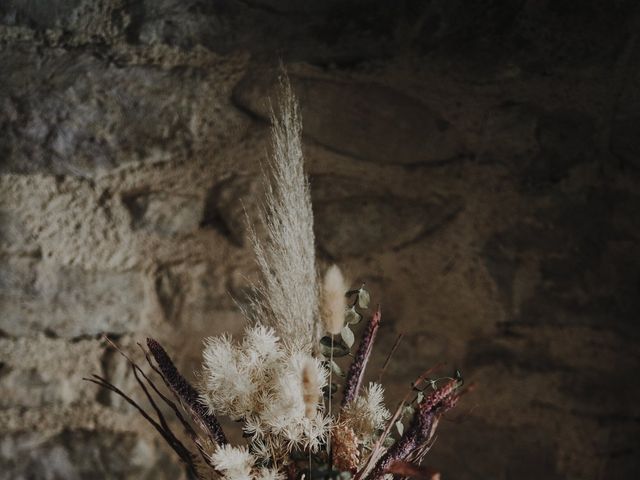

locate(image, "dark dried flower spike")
[[369, 380, 461, 480], [368, 405, 434, 480], [146, 338, 227, 445], [342, 305, 381, 407], [421, 377, 459, 414]]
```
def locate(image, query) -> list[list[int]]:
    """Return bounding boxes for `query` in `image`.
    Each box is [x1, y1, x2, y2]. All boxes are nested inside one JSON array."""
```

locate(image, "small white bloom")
[[342, 382, 391, 444], [321, 265, 348, 335], [210, 445, 255, 480], [255, 467, 284, 480]]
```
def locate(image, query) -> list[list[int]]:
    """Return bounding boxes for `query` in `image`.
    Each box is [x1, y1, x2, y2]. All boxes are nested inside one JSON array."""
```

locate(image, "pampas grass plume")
[[322, 264, 348, 335]]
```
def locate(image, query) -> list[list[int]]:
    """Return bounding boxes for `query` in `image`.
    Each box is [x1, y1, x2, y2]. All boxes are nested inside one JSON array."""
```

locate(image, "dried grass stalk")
[[245, 74, 319, 352]]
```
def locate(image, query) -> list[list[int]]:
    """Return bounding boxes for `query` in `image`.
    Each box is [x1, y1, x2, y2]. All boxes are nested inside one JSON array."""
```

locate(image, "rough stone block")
[[0, 430, 183, 480], [0, 261, 146, 337], [234, 73, 466, 165]]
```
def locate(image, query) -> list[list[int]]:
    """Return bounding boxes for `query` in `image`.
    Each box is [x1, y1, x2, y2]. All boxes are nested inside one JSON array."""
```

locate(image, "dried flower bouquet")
[[86, 76, 469, 480]]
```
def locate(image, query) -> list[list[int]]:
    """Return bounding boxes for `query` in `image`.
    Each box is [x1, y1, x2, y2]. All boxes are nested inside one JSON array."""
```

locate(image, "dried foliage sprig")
[[85, 74, 468, 480]]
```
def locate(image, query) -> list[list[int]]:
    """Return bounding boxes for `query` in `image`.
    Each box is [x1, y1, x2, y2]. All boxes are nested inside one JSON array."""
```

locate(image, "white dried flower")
[[201, 326, 282, 419], [258, 351, 329, 451], [342, 382, 391, 444], [255, 468, 284, 480], [201, 334, 249, 418], [242, 324, 282, 366], [210, 444, 255, 480], [321, 264, 348, 335], [201, 326, 330, 458]]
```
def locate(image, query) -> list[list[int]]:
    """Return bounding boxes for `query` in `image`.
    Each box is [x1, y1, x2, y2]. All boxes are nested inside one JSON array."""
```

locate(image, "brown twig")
[[377, 332, 404, 383], [83, 374, 200, 478]]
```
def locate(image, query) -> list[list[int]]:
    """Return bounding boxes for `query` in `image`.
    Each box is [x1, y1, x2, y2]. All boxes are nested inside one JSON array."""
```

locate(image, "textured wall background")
[[1, 1, 640, 479]]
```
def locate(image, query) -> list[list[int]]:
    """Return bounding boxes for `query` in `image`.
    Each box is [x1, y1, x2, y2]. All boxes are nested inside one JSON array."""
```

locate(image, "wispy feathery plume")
[[147, 338, 227, 446], [321, 265, 348, 335], [246, 74, 319, 351], [342, 306, 382, 406]]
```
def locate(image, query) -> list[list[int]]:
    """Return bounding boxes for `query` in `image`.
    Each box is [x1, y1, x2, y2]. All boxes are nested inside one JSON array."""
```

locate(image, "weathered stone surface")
[[203, 174, 265, 246], [0, 261, 146, 337], [315, 195, 462, 258], [482, 190, 640, 336], [0, 430, 183, 480], [0, 0, 128, 41], [123, 191, 203, 236], [234, 74, 466, 165], [0, 49, 244, 177], [0, 335, 103, 410], [428, 421, 564, 480], [1, 2, 639, 479], [479, 103, 539, 161], [521, 110, 595, 188], [611, 49, 640, 170]]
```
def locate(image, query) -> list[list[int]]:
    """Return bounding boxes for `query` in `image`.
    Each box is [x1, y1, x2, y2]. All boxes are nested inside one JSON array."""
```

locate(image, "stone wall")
[[1, 1, 639, 479]]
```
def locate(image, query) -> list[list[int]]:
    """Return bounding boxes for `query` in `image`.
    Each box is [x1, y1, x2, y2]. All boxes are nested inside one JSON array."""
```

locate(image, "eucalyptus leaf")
[[357, 287, 371, 309], [341, 325, 355, 349], [323, 382, 339, 398], [395, 421, 404, 436], [416, 391, 424, 404], [344, 306, 362, 326], [319, 336, 350, 358], [330, 359, 345, 377]]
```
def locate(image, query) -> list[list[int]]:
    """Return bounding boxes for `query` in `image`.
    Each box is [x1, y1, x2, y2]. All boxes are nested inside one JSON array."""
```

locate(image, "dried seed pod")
[[302, 358, 320, 419], [322, 265, 349, 335], [332, 422, 361, 472]]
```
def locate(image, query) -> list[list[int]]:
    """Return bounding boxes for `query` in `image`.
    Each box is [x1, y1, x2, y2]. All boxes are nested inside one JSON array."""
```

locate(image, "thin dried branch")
[[377, 332, 404, 383], [83, 374, 199, 478]]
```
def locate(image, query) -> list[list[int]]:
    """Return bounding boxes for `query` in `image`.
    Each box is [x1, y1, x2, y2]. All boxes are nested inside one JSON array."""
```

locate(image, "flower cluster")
[[201, 325, 329, 463], [86, 74, 467, 480]]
